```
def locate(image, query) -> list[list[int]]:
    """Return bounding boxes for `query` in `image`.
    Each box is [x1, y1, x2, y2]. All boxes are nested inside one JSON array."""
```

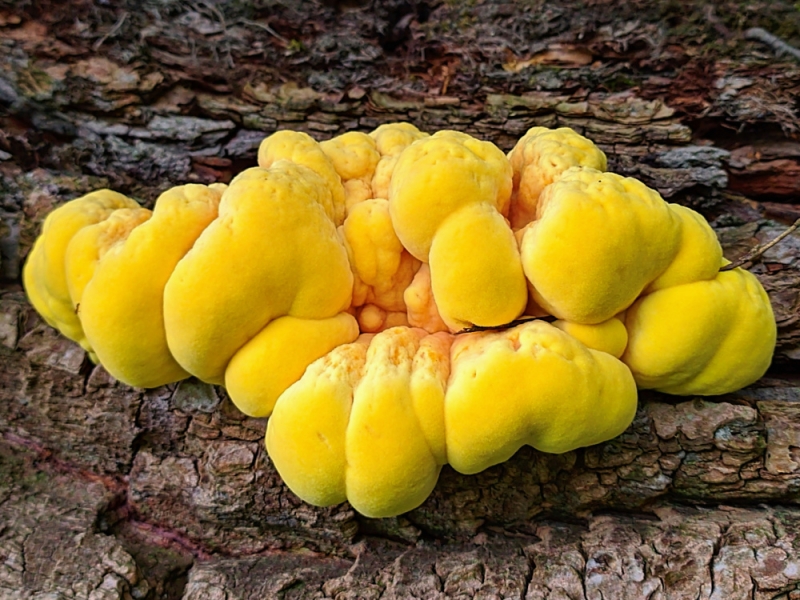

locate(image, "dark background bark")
[[2, 1, 800, 598]]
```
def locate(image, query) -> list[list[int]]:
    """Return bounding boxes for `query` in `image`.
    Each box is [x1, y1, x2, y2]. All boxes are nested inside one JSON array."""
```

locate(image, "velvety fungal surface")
[[22, 124, 777, 518]]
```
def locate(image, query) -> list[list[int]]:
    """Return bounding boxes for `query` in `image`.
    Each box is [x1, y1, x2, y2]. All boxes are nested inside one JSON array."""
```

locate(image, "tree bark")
[[2, 1, 800, 598]]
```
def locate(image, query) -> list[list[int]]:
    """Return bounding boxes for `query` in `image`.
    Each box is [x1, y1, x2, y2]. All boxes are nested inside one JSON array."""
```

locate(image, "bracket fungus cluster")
[[23, 124, 776, 518]]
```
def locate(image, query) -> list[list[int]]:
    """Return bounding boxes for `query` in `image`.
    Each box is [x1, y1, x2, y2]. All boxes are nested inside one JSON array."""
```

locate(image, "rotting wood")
[[2, 1, 800, 598]]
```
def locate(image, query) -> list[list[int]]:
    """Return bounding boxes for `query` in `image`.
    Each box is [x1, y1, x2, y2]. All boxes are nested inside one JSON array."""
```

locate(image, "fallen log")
[[2, 1, 800, 598]]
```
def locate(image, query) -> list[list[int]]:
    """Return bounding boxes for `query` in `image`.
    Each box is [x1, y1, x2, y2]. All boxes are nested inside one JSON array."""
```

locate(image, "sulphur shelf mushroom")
[[266, 322, 637, 518], [23, 124, 777, 518]]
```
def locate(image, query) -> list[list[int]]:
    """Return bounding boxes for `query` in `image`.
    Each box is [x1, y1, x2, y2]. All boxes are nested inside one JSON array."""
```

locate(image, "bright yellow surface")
[[343, 179, 374, 213], [268, 327, 449, 517], [370, 155, 397, 200], [77, 184, 222, 388], [258, 130, 346, 225], [21, 124, 780, 522], [552, 316, 628, 358], [22, 238, 58, 329], [320, 131, 380, 214], [342, 198, 420, 312], [321, 132, 379, 181], [520, 168, 682, 324], [22, 189, 140, 350], [388, 131, 521, 329], [623, 268, 776, 395], [404, 264, 449, 333], [225, 313, 359, 417], [429, 203, 527, 330], [369, 123, 430, 199], [356, 305, 410, 333], [369, 122, 429, 156], [63, 208, 152, 356], [445, 321, 638, 474], [409, 332, 451, 465], [266, 340, 369, 507], [388, 130, 512, 261], [269, 322, 637, 515], [64, 209, 145, 309], [646, 203, 724, 292], [508, 127, 607, 230], [163, 164, 353, 385], [345, 328, 442, 517]]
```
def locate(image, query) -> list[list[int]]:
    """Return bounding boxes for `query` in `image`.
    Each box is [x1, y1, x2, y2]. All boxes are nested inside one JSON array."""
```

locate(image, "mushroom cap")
[[343, 327, 446, 518], [369, 123, 430, 203], [356, 305, 411, 334], [519, 167, 682, 324], [320, 132, 381, 215], [268, 319, 638, 517], [370, 155, 397, 202], [20, 124, 779, 522], [369, 122, 429, 156], [342, 179, 375, 214], [623, 267, 776, 395], [341, 198, 421, 313], [22, 189, 140, 351], [22, 237, 59, 330], [225, 313, 360, 417], [258, 130, 346, 225], [163, 163, 353, 385], [63, 207, 152, 359], [77, 184, 223, 388], [267, 327, 450, 518], [266, 338, 369, 508], [429, 202, 527, 330], [387, 131, 522, 330], [320, 131, 380, 181], [445, 320, 638, 474], [404, 264, 449, 334], [388, 130, 512, 261], [552, 316, 629, 359], [69, 210, 155, 357], [508, 126, 607, 230], [646, 203, 724, 293]]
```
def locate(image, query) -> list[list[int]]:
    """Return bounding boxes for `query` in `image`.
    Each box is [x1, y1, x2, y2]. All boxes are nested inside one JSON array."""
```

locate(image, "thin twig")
[[456, 315, 557, 335], [745, 27, 800, 62], [237, 18, 290, 45], [190, 2, 236, 69], [196, 0, 226, 31], [721, 217, 800, 271], [93, 12, 128, 51]]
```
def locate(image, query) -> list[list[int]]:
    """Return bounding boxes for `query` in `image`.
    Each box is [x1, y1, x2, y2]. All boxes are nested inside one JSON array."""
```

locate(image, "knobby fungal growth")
[[22, 124, 777, 518]]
